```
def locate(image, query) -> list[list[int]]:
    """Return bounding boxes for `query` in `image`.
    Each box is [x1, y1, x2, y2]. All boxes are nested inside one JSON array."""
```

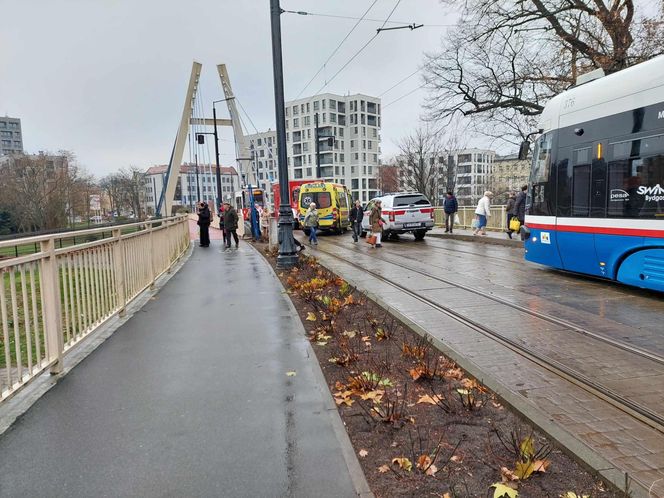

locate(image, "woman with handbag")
[[505, 192, 516, 239], [369, 199, 386, 248], [473, 191, 492, 236]]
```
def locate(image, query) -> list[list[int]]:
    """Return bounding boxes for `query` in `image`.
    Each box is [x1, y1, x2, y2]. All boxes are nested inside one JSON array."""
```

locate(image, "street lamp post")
[[270, 0, 298, 268], [212, 97, 234, 210], [315, 112, 321, 178]]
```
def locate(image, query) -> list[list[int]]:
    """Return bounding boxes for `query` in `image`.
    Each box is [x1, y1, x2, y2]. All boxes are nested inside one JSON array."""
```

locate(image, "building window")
[[292, 106, 298, 115], [368, 140, 373, 149], [293, 118, 299, 128], [313, 100, 320, 111], [306, 102, 310, 113], [339, 128, 344, 137]]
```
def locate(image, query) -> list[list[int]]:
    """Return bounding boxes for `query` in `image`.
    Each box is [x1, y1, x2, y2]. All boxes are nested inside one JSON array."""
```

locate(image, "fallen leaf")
[[492, 401, 503, 409], [409, 368, 422, 381], [561, 493, 589, 498], [514, 460, 535, 480], [417, 394, 443, 405], [377, 464, 390, 473], [442, 494, 452, 498], [359, 449, 368, 458], [450, 454, 463, 463], [285, 371, 297, 377], [306, 312, 317, 321], [360, 390, 385, 402], [532, 459, 550, 473], [417, 454, 432, 470], [315, 341, 328, 346], [519, 436, 535, 460], [425, 464, 438, 476], [342, 330, 357, 338], [491, 482, 519, 498], [391, 457, 413, 472], [500, 466, 519, 482]]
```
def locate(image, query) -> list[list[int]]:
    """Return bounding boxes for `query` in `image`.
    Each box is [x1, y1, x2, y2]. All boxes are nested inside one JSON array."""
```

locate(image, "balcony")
[[319, 152, 333, 165], [317, 126, 334, 138]]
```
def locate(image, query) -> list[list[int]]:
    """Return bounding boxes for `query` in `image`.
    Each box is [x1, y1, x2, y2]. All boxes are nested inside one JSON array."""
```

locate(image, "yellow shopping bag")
[[509, 217, 521, 232]]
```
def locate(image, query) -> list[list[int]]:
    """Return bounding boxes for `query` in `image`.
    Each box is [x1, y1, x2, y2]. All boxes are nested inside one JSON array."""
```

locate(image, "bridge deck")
[[0, 240, 358, 497]]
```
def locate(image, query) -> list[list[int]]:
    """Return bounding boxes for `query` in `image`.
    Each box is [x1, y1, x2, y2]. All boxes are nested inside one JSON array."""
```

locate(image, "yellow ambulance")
[[298, 182, 352, 234]]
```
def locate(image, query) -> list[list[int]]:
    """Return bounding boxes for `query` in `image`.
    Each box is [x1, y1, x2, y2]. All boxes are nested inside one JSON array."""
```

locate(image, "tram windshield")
[[531, 133, 553, 184]]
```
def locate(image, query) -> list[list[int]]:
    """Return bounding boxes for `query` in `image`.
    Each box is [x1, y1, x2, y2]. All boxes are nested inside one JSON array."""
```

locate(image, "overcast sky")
[[1, 0, 459, 176]]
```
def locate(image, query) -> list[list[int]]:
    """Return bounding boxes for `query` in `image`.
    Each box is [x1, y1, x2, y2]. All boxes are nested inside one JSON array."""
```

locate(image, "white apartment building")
[[396, 148, 495, 206], [144, 164, 239, 214], [453, 149, 495, 206], [246, 93, 382, 204]]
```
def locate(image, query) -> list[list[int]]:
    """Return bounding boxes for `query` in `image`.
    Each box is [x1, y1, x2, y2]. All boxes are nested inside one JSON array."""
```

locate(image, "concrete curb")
[[314, 255, 645, 498], [0, 242, 195, 437], [250, 244, 374, 498], [429, 232, 523, 248]]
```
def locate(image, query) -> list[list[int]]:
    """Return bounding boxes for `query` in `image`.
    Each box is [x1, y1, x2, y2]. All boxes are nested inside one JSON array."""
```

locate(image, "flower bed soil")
[[257, 244, 621, 498]]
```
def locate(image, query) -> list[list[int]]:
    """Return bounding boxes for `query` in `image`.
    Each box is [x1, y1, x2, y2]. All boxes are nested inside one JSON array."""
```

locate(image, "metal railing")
[[0, 215, 190, 403], [433, 205, 508, 231]]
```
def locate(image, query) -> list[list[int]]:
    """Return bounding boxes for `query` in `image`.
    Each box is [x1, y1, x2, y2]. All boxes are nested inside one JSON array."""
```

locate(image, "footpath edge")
[[250, 243, 374, 498]]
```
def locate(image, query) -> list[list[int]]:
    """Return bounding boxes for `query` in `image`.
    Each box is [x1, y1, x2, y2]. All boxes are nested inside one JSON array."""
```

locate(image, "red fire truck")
[[271, 179, 321, 228]]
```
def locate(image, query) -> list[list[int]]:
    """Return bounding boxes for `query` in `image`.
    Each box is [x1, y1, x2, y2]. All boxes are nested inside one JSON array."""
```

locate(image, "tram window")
[[572, 165, 591, 216], [531, 134, 553, 183], [556, 159, 572, 217], [573, 147, 591, 165], [608, 154, 664, 218]]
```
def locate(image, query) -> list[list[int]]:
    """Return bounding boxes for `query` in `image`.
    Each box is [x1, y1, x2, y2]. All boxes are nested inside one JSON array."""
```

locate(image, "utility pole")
[[270, 0, 298, 268], [315, 113, 321, 178]]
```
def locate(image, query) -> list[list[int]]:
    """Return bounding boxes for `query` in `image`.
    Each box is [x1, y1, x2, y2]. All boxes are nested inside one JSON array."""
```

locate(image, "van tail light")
[[430, 209, 434, 219], [332, 208, 338, 219], [389, 211, 395, 222]]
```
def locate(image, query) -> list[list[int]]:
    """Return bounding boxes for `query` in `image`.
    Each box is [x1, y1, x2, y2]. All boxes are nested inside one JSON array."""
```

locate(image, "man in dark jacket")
[[443, 192, 458, 233], [197, 202, 211, 247], [505, 192, 516, 239], [514, 185, 528, 225], [223, 202, 239, 250], [349, 200, 364, 242]]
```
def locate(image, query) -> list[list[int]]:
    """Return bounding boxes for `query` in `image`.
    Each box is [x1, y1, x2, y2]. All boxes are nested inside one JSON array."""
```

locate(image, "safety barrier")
[[0, 215, 190, 403], [433, 205, 508, 231]]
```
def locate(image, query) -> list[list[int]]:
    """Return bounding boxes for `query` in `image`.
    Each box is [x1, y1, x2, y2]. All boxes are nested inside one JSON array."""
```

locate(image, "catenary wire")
[[378, 67, 420, 96], [281, 9, 454, 27], [314, 0, 403, 96], [294, 0, 380, 100], [383, 82, 427, 108]]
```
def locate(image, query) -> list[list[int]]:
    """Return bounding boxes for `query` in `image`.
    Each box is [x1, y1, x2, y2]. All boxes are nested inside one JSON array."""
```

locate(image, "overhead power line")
[[314, 0, 404, 96], [383, 82, 427, 108], [282, 9, 454, 27], [378, 67, 420, 96], [293, 0, 380, 99]]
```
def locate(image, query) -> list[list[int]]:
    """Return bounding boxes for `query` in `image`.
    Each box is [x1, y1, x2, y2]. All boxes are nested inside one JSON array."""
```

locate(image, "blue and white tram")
[[523, 55, 664, 292]]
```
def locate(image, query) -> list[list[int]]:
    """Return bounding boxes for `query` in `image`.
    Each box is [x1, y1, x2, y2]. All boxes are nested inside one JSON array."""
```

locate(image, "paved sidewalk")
[[0, 240, 362, 497], [429, 227, 522, 247]]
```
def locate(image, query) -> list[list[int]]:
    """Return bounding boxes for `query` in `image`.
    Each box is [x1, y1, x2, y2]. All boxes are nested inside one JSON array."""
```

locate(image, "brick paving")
[[307, 233, 664, 497]]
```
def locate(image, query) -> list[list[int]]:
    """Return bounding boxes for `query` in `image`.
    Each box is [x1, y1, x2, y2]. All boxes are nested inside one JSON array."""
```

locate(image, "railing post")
[[112, 228, 127, 317], [40, 237, 64, 374], [148, 224, 156, 288]]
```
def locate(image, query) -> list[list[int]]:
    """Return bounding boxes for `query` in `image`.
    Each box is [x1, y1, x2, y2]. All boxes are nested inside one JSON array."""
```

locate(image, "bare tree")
[[378, 161, 400, 194], [397, 125, 447, 205], [424, 0, 664, 143], [99, 167, 145, 219]]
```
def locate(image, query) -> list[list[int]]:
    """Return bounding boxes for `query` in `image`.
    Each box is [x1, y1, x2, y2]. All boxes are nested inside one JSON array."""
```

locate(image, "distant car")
[[90, 215, 103, 224], [361, 192, 435, 241]]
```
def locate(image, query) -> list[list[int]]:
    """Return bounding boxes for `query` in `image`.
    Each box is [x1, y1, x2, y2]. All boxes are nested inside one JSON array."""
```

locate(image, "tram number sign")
[[540, 232, 551, 244]]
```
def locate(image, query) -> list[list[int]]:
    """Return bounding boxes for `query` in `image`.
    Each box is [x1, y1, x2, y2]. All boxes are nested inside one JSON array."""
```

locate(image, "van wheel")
[[414, 229, 426, 241], [361, 231, 367, 238]]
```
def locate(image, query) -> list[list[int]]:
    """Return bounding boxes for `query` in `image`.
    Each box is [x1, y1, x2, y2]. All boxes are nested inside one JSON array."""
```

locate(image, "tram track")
[[311, 242, 664, 436], [354, 239, 664, 366]]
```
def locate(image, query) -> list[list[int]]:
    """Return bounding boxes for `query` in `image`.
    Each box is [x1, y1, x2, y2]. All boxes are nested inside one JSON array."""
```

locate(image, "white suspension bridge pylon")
[[157, 62, 256, 216]]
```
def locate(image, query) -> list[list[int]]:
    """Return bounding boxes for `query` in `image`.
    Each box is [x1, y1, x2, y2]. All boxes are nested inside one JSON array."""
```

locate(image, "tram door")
[[557, 145, 604, 276]]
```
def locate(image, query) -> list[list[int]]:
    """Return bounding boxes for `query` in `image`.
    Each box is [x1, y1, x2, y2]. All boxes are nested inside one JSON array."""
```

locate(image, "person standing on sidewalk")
[[443, 191, 458, 233], [505, 191, 516, 239], [349, 200, 364, 242], [304, 203, 319, 245], [514, 184, 527, 228], [473, 191, 492, 236], [197, 202, 211, 247], [223, 201, 239, 251], [369, 199, 386, 248], [218, 204, 227, 247]]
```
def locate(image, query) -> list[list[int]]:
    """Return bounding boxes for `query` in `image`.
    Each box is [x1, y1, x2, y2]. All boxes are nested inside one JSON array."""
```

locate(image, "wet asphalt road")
[[0, 241, 357, 498]]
